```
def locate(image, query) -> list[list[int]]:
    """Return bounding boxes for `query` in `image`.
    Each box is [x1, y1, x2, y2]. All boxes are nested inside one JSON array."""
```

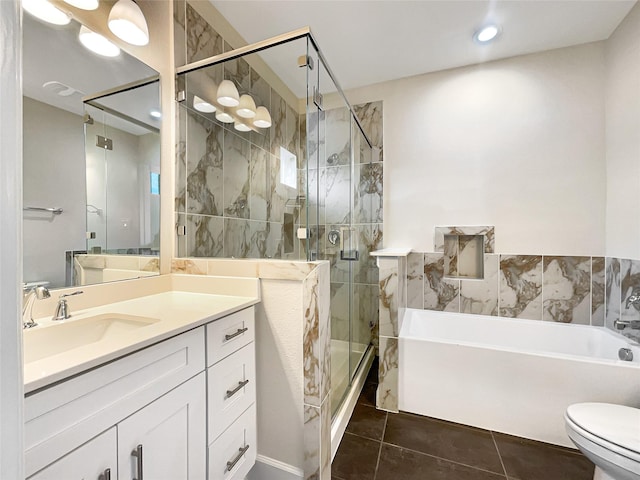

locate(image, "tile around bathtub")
[[619, 258, 640, 342], [407, 252, 424, 309], [377, 336, 398, 413], [542, 256, 591, 325], [591, 257, 605, 327], [499, 255, 542, 320], [434, 226, 495, 254], [460, 254, 499, 316], [424, 253, 460, 313], [605, 257, 621, 330]]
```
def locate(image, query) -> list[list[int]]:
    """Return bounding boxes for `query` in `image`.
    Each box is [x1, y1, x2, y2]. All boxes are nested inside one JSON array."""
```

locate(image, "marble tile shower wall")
[[320, 102, 384, 350], [174, 2, 304, 260], [407, 252, 640, 342]]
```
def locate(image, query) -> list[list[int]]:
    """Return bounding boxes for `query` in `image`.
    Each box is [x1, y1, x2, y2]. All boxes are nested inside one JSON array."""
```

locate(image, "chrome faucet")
[[53, 290, 84, 321], [614, 319, 640, 330], [22, 285, 50, 329]]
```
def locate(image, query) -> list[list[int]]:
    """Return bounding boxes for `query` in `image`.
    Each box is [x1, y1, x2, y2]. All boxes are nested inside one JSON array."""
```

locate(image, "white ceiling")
[[23, 13, 160, 135], [211, 0, 636, 92]]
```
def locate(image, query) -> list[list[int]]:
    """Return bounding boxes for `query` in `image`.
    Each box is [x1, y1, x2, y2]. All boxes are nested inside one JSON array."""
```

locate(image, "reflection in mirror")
[[22, 11, 160, 289]]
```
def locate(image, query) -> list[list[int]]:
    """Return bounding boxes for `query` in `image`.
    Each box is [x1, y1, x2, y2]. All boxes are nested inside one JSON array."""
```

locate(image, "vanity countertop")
[[24, 290, 259, 394]]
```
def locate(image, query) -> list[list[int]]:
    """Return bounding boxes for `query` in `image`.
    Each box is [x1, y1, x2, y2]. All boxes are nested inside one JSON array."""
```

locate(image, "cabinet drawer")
[[208, 343, 256, 441], [28, 428, 116, 480], [208, 404, 256, 480], [206, 307, 254, 366], [25, 327, 205, 477]]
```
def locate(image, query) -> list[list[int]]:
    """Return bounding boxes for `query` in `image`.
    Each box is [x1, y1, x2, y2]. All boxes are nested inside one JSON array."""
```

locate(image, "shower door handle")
[[339, 227, 359, 261]]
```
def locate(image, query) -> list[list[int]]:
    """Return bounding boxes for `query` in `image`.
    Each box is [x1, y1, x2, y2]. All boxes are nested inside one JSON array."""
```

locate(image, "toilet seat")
[[566, 403, 640, 459]]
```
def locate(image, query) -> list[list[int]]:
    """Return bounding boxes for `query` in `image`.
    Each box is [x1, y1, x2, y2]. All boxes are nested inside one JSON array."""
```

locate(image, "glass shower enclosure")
[[175, 28, 375, 417]]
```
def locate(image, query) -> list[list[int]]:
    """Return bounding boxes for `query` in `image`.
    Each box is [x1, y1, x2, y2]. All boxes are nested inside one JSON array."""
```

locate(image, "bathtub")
[[398, 308, 640, 447]]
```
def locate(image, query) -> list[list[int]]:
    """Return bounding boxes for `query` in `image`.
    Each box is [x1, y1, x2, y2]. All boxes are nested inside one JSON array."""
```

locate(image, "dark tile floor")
[[332, 358, 595, 480]]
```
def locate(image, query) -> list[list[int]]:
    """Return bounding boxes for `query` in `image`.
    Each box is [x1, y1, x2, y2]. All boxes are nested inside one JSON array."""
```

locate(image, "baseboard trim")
[[246, 455, 304, 480]]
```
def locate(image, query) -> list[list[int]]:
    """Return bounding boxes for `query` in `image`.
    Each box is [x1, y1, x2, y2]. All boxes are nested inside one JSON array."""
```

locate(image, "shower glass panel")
[[176, 29, 375, 420], [176, 39, 309, 259]]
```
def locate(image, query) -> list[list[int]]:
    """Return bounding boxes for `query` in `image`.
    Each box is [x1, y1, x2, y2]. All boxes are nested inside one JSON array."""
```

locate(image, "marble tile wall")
[[407, 250, 639, 341], [175, 5, 304, 262]]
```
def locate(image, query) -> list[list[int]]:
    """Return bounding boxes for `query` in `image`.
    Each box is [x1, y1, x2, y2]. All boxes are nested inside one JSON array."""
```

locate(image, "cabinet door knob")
[[226, 444, 250, 473], [131, 444, 143, 480]]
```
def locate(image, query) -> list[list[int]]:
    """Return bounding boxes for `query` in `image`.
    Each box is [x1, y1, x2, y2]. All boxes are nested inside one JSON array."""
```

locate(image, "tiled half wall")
[[407, 252, 639, 343]]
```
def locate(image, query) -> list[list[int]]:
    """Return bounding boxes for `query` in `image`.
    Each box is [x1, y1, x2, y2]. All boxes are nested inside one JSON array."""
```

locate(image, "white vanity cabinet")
[[24, 306, 257, 480]]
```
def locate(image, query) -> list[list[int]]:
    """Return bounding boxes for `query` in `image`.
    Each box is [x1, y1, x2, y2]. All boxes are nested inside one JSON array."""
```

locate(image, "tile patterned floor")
[[332, 358, 595, 480]]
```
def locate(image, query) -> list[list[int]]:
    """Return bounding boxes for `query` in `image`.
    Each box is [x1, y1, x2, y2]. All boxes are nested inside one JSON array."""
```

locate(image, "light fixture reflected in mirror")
[[234, 120, 251, 132], [149, 109, 162, 119], [253, 106, 272, 128], [23, 0, 71, 25], [215, 110, 235, 123], [63, 0, 99, 10], [236, 94, 257, 118], [193, 95, 216, 113], [108, 0, 149, 46], [79, 25, 121, 57], [216, 80, 240, 107]]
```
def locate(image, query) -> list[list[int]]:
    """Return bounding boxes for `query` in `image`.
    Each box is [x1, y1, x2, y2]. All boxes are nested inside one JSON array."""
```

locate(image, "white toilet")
[[565, 403, 640, 480]]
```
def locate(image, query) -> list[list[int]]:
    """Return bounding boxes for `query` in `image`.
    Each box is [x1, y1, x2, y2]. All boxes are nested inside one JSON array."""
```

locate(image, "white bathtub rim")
[[400, 310, 640, 366]]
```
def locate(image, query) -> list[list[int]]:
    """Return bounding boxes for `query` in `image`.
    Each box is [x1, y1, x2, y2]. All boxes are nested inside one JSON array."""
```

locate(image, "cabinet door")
[[28, 428, 116, 480], [117, 373, 206, 480]]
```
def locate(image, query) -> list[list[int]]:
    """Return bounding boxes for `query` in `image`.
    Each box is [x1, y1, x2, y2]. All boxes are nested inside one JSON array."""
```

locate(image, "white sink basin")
[[24, 313, 160, 363]]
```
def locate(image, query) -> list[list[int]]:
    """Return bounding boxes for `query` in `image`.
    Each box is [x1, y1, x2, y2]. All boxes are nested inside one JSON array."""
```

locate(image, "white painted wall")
[[0, 2, 24, 478], [253, 279, 305, 470], [23, 97, 86, 287], [604, 3, 640, 259], [343, 42, 608, 256]]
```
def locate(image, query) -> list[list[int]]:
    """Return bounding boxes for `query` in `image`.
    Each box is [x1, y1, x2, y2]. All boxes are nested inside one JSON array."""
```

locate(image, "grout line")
[[380, 440, 507, 477], [372, 412, 388, 480], [491, 430, 509, 478]]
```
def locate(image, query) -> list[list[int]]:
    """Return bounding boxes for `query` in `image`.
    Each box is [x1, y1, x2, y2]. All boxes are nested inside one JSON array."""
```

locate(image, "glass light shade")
[[79, 26, 121, 57], [63, 0, 99, 10], [215, 110, 234, 123], [253, 106, 272, 128], [216, 80, 240, 107], [236, 95, 257, 119], [23, 0, 71, 25], [234, 121, 252, 132], [108, 0, 149, 46], [193, 95, 216, 113]]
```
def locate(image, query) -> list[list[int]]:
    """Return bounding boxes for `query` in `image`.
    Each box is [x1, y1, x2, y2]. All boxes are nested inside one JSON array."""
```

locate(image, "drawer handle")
[[226, 379, 250, 399], [224, 327, 248, 341], [225, 444, 250, 472], [132, 444, 143, 480], [99, 468, 111, 480]]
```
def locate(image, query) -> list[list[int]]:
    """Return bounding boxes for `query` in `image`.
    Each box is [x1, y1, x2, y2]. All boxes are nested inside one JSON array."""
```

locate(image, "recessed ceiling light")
[[474, 24, 501, 44], [149, 110, 162, 119], [23, 0, 71, 25], [79, 26, 121, 57]]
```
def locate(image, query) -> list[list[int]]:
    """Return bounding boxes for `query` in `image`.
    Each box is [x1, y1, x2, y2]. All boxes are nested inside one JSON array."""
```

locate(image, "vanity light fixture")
[[215, 110, 235, 123], [23, 0, 71, 25], [79, 25, 120, 57], [236, 94, 257, 119], [108, 0, 149, 46], [193, 95, 216, 113], [216, 80, 240, 107], [62, 0, 99, 10], [253, 106, 272, 128], [234, 120, 252, 132], [474, 24, 501, 44]]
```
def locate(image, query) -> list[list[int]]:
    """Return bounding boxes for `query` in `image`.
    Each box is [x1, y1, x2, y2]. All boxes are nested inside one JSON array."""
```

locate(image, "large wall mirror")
[[23, 12, 161, 289]]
